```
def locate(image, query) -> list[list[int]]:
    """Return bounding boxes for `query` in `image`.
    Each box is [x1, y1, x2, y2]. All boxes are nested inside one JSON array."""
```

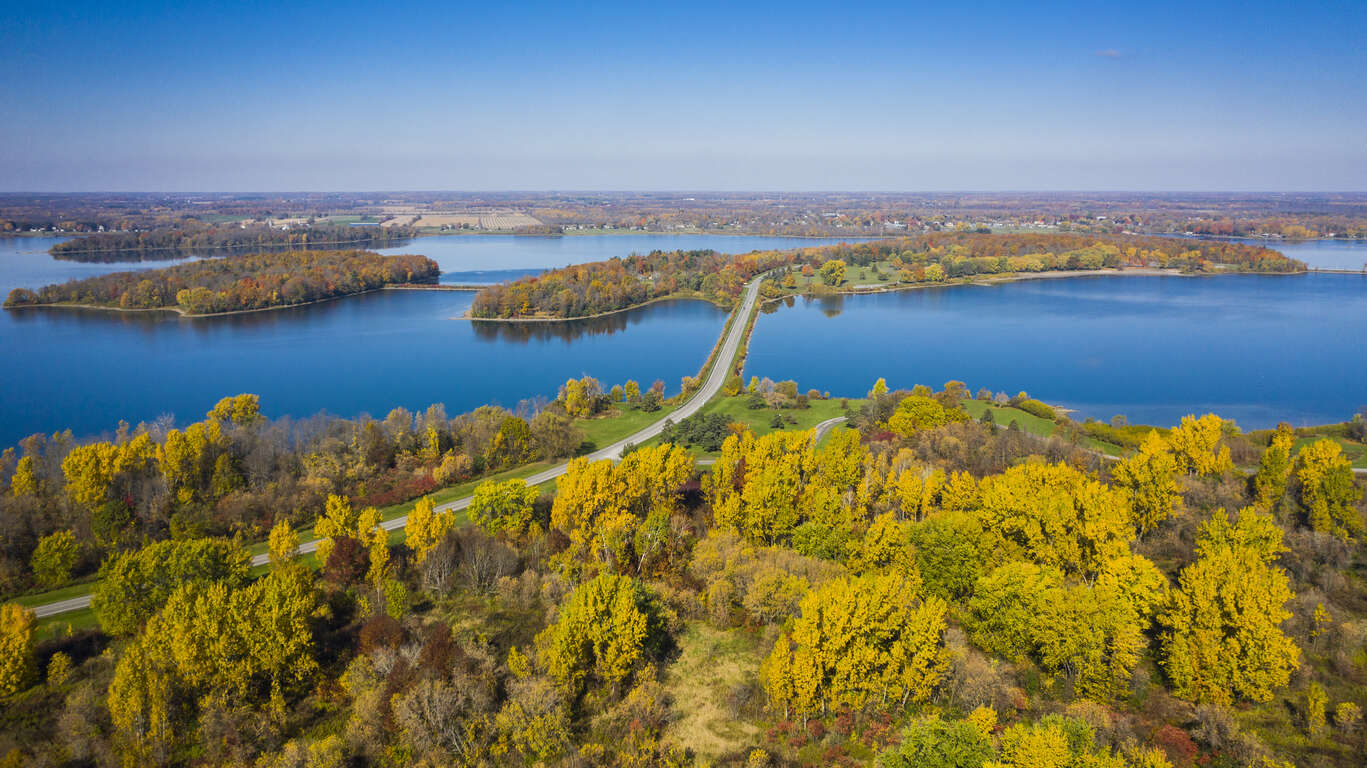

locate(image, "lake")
[[5, 235, 861, 446], [745, 272, 1367, 429], [2, 233, 1364, 445]]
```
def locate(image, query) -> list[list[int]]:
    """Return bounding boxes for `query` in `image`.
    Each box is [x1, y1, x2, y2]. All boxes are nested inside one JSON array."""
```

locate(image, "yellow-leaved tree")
[[1253, 424, 1295, 509], [972, 462, 1134, 582], [1167, 413, 1234, 477], [468, 479, 541, 537], [551, 444, 692, 572], [536, 572, 664, 696], [763, 571, 949, 720], [405, 495, 457, 562], [1110, 430, 1181, 538], [1293, 438, 1363, 540], [0, 603, 36, 697], [1159, 508, 1299, 704]]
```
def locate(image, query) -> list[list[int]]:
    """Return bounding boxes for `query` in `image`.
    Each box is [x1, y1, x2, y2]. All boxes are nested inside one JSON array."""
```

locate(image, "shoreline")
[[462, 293, 732, 323], [4, 284, 436, 319], [465, 266, 1311, 323]]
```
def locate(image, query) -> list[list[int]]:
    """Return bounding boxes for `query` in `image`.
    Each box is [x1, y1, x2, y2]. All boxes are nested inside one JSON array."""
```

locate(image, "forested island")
[[0, 380, 1363, 766], [3, 249, 439, 316], [48, 225, 417, 262], [470, 232, 1300, 319]]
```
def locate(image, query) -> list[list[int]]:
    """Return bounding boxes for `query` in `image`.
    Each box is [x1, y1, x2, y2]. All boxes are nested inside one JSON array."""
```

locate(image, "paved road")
[[35, 277, 767, 617], [266, 275, 768, 565]]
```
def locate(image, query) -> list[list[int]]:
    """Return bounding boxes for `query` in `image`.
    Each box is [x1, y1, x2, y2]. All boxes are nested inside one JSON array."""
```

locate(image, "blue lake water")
[[745, 272, 1367, 429], [372, 233, 864, 284], [2, 233, 1365, 444]]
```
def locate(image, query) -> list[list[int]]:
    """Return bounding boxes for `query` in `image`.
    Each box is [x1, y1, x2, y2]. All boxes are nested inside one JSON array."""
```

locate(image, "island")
[[3, 249, 439, 316], [469, 232, 1302, 319]]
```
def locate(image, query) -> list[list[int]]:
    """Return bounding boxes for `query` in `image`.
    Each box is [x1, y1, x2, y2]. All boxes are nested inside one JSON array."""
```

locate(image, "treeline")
[[48, 224, 416, 262], [0, 392, 592, 596], [471, 233, 1301, 319], [470, 246, 802, 319], [4, 249, 438, 315]]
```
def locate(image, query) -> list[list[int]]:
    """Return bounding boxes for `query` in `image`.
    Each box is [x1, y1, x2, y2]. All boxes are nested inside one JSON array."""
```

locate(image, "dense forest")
[[0, 381, 1363, 767], [470, 233, 1301, 319], [48, 225, 417, 262], [3, 249, 439, 315]]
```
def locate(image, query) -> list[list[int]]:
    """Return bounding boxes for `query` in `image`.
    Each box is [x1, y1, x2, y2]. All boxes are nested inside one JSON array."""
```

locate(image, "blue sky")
[[2, 0, 1363, 191]]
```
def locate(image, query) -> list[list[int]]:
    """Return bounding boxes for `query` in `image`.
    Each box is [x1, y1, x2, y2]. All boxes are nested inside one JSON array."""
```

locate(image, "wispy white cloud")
[[1096, 48, 1124, 59]]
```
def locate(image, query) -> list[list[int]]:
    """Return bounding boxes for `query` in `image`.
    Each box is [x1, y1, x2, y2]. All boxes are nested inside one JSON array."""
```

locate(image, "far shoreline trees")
[[4, 249, 439, 315], [470, 232, 1299, 319]]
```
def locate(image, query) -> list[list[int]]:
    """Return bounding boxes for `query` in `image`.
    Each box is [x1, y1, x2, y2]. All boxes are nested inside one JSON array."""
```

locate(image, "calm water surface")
[[3, 234, 1364, 443], [746, 272, 1367, 429]]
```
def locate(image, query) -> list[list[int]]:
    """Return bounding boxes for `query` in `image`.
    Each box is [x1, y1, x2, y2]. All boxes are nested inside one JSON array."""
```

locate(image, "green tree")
[[92, 538, 251, 635], [469, 479, 541, 537], [876, 715, 993, 768], [964, 561, 1061, 661], [30, 529, 79, 587]]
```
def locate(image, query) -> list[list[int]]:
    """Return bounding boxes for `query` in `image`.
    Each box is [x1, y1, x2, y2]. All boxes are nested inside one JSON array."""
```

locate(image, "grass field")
[[960, 400, 1126, 456], [791, 259, 904, 290], [1292, 436, 1367, 468], [701, 395, 862, 439], [660, 622, 763, 759]]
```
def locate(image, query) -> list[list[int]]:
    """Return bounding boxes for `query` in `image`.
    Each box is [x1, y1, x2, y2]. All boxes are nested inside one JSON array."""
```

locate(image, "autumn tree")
[[30, 529, 79, 587], [0, 603, 36, 697], [818, 259, 847, 286], [764, 572, 949, 719], [1160, 508, 1299, 704], [972, 462, 1134, 582], [268, 519, 299, 570], [405, 496, 458, 562], [536, 573, 665, 696], [469, 479, 541, 537], [1253, 424, 1294, 508], [887, 395, 970, 437], [1110, 430, 1180, 537], [552, 444, 692, 571], [1293, 438, 1363, 539], [314, 494, 385, 575], [1168, 414, 1234, 477], [92, 537, 251, 635]]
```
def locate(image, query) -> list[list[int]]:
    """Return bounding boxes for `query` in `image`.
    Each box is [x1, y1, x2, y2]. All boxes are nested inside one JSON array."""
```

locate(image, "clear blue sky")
[[3, 0, 1363, 191]]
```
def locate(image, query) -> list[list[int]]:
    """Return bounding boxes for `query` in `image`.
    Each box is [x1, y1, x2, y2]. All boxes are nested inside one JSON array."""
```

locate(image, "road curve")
[[251, 275, 768, 567]]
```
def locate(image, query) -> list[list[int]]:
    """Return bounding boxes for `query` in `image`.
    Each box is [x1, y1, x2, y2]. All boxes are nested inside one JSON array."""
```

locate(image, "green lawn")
[[960, 400, 1126, 456], [576, 406, 674, 450], [11, 579, 98, 609], [791, 260, 904, 290], [701, 395, 863, 439], [1292, 436, 1367, 469]]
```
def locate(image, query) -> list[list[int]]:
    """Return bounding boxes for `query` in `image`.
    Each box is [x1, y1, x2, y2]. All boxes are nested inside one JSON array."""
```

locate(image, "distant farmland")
[[379, 210, 543, 229]]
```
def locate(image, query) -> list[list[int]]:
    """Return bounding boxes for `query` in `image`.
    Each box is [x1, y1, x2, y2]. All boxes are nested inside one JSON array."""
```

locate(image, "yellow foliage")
[[0, 603, 36, 697], [764, 571, 949, 719], [1168, 414, 1233, 477]]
